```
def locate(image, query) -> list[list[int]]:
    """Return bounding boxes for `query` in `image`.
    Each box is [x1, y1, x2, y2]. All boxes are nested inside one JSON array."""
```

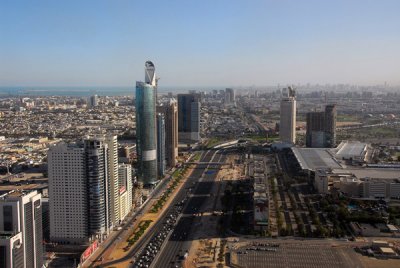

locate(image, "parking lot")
[[234, 243, 363, 268]]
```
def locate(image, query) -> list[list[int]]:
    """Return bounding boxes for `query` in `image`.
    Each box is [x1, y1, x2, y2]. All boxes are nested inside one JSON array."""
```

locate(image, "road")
[[151, 150, 227, 268], [98, 150, 218, 267], [84, 167, 176, 267]]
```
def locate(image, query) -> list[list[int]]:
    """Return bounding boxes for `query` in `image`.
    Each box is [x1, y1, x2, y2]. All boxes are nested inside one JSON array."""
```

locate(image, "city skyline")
[[1, 0, 400, 263], [1, 0, 400, 87]]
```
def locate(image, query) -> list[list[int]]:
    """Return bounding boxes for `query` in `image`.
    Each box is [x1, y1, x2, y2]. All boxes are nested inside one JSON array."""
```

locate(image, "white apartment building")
[[0, 190, 43, 268], [105, 135, 120, 226], [118, 163, 133, 220], [0, 232, 23, 268], [48, 142, 88, 244], [48, 136, 117, 244], [119, 190, 129, 221]]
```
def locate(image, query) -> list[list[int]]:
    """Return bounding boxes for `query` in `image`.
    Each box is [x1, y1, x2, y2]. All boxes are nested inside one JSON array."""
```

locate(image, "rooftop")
[[380, 247, 396, 254], [334, 168, 400, 180], [334, 141, 368, 159], [292, 147, 342, 171], [0, 232, 18, 239]]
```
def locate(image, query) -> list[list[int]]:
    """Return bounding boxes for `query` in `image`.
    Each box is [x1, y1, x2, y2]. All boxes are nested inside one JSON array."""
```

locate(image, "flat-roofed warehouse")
[[291, 147, 342, 172], [291, 141, 400, 199], [292, 141, 373, 173]]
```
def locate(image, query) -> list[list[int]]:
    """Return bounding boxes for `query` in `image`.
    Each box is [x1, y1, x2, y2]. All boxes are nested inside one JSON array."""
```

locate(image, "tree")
[[337, 207, 350, 222]]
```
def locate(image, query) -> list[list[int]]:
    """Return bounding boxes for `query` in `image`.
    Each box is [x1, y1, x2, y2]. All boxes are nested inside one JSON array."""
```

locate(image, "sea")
[[0, 86, 223, 97]]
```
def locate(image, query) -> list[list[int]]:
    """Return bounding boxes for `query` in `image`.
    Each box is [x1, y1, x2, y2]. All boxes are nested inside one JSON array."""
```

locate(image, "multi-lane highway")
[[98, 149, 224, 268], [151, 150, 226, 268], [85, 168, 173, 267]]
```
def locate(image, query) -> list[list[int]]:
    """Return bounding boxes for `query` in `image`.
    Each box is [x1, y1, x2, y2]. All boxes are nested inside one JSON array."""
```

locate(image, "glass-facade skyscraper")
[[157, 113, 166, 177], [177, 93, 201, 143], [306, 104, 337, 148], [136, 61, 158, 186]]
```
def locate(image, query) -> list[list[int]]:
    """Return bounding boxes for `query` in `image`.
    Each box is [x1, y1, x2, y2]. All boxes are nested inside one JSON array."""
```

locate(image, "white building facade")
[[0, 190, 43, 268], [48, 137, 117, 244]]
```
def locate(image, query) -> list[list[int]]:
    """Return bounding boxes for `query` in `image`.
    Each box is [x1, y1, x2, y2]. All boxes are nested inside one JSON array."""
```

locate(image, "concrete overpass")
[[182, 162, 231, 166]]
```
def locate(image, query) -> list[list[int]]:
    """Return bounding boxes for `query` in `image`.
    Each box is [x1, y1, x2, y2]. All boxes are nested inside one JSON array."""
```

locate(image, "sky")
[[1, 0, 400, 87]]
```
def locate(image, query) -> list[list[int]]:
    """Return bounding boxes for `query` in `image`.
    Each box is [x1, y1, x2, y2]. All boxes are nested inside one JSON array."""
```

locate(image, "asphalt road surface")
[[151, 151, 226, 268], [86, 168, 173, 267], [100, 150, 220, 268]]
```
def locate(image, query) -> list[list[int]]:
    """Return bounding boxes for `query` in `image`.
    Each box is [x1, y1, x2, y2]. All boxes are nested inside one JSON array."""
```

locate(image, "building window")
[[3, 206, 13, 231]]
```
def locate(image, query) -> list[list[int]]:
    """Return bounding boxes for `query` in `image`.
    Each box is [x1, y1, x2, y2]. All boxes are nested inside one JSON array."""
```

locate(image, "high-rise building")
[[48, 142, 88, 244], [177, 93, 201, 143], [306, 111, 325, 148], [279, 87, 297, 144], [118, 164, 133, 207], [118, 164, 133, 221], [0, 190, 43, 268], [157, 99, 178, 168], [306, 104, 337, 148], [324, 104, 337, 148], [48, 137, 115, 244], [225, 88, 235, 104], [104, 135, 120, 226], [0, 232, 24, 268], [157, 113, 166, 177], [89, 94, 98, 107], [136, 61, 158, 186], [84, 138, 112, 237]]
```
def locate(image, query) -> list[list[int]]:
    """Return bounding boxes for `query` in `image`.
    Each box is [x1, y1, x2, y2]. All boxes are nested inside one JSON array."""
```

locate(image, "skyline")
[[1, 0, 400, 87]]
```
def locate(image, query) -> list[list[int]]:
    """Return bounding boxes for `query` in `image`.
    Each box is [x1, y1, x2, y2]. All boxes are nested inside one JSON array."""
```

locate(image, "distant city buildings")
[[89, 94, 98, 108], [157, 99, 178, 168], [279, 87, 297, 144], [178, 93, 201, 143], [156, 113, 166, 177], [136, 61, 158, 186], [225, 88, 235, 105], [0, 190, 43, 268], [306, 104, 337, 148]]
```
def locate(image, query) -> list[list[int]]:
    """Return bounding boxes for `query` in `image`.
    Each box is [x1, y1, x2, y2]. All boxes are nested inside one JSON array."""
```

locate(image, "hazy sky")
[[1, 0, 399, 87]]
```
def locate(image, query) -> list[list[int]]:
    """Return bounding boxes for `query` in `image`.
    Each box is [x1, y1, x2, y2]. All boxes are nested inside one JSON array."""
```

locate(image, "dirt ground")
[[185, 154, 242, 268], [358, 255, 400, 268]]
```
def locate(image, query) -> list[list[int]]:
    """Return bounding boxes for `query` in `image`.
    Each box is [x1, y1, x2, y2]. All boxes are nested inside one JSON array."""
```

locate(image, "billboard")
[[80, 240, 99, 263]]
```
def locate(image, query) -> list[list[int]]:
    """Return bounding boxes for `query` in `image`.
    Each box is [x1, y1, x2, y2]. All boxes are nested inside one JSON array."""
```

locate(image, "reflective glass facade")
[[136, 82, 157, 185]]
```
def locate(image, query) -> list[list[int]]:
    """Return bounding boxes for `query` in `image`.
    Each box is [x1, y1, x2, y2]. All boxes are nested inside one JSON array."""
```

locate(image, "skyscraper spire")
[[145, 61, 156, 86]]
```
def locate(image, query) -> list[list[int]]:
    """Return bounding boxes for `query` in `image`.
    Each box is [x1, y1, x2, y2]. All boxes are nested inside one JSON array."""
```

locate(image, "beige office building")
[[280, 87, 297, 144], [105, 135, 120, 226], [158, 98, 179, 167]]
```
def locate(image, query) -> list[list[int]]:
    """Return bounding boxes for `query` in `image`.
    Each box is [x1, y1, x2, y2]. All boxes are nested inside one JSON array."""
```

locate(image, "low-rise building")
[[314, 168, 400, 199]]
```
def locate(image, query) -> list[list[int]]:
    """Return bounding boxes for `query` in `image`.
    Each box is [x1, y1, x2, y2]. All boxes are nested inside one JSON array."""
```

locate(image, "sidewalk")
[[81, 170, 173, 267], [87, 166, 194, 267]]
